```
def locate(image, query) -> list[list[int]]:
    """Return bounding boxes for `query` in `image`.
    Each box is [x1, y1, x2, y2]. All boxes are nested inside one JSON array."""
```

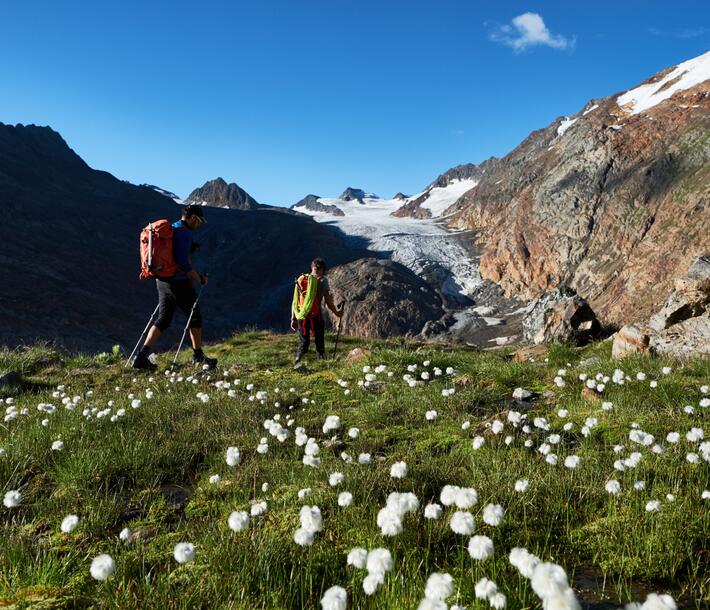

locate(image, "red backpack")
[[139, 219, 180, 280], [295, 273, 322, 318]]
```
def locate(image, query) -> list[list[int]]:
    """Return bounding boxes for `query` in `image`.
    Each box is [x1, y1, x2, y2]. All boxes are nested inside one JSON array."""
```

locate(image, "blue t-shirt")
[[171, 220, 192, 280]]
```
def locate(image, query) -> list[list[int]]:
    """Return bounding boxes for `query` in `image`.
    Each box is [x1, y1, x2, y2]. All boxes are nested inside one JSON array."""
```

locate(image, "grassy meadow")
[[0, 332, 708, 609]]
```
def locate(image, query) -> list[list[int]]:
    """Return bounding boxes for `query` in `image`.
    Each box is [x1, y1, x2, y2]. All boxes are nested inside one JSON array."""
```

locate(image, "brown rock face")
[[612, 325, 651, 359], [449, 54, 710, 327], [324, 258, 445, 338], [522, 289, 601, 345]]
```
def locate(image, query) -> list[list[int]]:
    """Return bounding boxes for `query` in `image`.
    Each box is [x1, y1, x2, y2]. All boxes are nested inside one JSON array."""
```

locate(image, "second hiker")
[[291, 258, 343, 364]]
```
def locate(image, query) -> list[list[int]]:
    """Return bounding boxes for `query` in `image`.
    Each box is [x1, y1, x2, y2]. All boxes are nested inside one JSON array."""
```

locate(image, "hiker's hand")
[[290, 319, 297, 331], [200, 274, 209, 286]]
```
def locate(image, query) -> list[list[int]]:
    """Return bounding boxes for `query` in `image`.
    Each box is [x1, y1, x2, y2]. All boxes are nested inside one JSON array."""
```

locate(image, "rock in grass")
[[512, 387, 533, 400]]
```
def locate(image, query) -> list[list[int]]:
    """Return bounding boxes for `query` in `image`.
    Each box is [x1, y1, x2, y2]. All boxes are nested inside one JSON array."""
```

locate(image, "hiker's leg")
[[147, 280, 176, 348], [298, 321, 310, 355], [314, 315, 325, 357], [189, 328, 202, 350]]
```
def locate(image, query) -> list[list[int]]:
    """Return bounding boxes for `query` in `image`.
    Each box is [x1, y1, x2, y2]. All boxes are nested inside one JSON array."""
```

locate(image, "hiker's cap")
[[183, 204, 207, 224]]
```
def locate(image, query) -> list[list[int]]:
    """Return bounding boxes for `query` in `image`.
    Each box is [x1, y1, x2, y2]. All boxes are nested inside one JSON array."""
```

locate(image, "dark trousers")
[[154, 279, 202, 331], [297, 314, 325, 357]]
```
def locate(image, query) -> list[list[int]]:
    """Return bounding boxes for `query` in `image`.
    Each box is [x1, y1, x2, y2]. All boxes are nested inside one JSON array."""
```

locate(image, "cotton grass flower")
[[424, 572, 454, 602], [605, 480, 621, 494], [208, 474, 221, 485], [329, 472, 344, 486], [320, 585, 347, 610], [490, 592, 507, 609], [51, 440, 64, 451], [225, 446, 241, 466], [531, 562, 580, 610], [228, 511, 249, 532], [472, 436, 485, 449], [347, 547, 368, 569], [338, 492, 353, 507], [119, 527, 131, 541], [251, 501, 268, 516], [645, 501, 661, 512], [482, 503, 504, 526], [509, 547, 540, 578], [515, 479, 529, 492], [173, 542, 196, 563], [90, 554, 116, 580], [425, 410, 438, 421], [390, 461, 408, 478], [424, 503, 443, 519], [468, 535, 494, 560], [60, 514, 79, 533], [3, 490, 21, 508], [564, 455, 580, 469], [475, 578, 498, 600], [323, 415, 341, 434], [450, 511, 475, 535]]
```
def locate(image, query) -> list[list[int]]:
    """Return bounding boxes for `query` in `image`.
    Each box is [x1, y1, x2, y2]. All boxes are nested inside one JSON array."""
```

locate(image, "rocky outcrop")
[[522, 288, 601, 346], [185, 177, 259, 210], [612, 255, 710, 358], [448, 52, 710, 326], [292, 194, 345, 216], [339, 187, 375, 203], [324, 258, 445, 338]]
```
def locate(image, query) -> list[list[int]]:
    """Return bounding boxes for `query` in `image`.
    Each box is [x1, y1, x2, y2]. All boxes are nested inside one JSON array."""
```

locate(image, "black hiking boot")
[[192, 350, 217, 369], [132, 350, 157, 371], [293, 352, 304, 366]]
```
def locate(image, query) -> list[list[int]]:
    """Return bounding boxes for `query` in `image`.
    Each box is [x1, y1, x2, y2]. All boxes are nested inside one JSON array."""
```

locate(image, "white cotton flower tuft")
[[564, 455, 580, 469], [417, 599, 447, 610], [51, 440, 64, 451], [358, 453, 371, 465], [298, 488, 312, 499], [454, 487, 478, 509], [490, 592, 507, 609], [60, 514, 79, 533], [450, 511, 475, 535], [475, 577, 498, 600], [294, 527, 315, 546], [390, 461, 408, 478], [363, 571, 385, 596], [638, 593, 677, 610], [119, 527, 131, 541], [424, 503, 443, 519], [482, 503, 504, 526], [605, 480, 621, 495], [348, 427, 360, 438], [509, 547, 540, 578], [424, 572, 454, 602], [468, 535, 494, 560], [472, 436, 485, 450], [209, 474, 220, 485], [323, 415, 341, 434], [90, 554, 116, 580], [228, 511, 249, 532], [338, 492, 353, 507], [329, 472, 344, 487], [225, 446, 241, 466], [320, 585, 347, 610], [425, 410, 438, 421], [347, 547, 368, 569], [515, 479, 529, 493], [251, 501, 268, 516], [645, 501, 661, 512], [531, 562, 571, 599], [3, 490, 21, 508], [366, 547, 393, 576], [173, 542, 196, 564]]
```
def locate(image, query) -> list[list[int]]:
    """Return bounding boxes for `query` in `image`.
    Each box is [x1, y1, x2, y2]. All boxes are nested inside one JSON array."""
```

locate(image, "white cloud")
[[489, 13, 574, 52]]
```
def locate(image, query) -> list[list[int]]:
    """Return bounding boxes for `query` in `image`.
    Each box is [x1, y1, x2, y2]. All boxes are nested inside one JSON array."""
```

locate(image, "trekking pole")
[[171, 281, 206, 369], [125, 304, 160, 367], [331, 301, 346, 360]]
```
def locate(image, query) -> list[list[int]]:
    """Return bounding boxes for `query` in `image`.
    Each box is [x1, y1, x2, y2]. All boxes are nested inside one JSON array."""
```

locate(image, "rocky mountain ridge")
[[185, 177, 260, 210], [444, 50, 710, 326]]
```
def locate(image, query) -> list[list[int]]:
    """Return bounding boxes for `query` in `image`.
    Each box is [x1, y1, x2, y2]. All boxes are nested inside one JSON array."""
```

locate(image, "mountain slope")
[[447, 50, 710, 324], [0, 124, 367, 351]]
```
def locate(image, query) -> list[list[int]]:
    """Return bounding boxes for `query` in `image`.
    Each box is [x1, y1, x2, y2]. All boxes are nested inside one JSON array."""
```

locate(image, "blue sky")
[[1, 1, 708, 204]]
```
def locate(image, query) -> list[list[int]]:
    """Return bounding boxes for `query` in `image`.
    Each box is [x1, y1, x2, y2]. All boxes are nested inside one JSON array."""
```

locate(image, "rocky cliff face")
[[185, 177, 260, 210], [292, 194, 345, 216], [448, 51, 710, 325]]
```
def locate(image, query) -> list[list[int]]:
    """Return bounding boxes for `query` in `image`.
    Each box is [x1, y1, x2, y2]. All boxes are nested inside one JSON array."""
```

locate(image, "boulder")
[[325, 258, 445, 339], [649, 255, 710, 331], [0, 371, 22, 389], [612, 325, 651, 359], [522, 288, 601, 346], [649, 312, 710, 359]]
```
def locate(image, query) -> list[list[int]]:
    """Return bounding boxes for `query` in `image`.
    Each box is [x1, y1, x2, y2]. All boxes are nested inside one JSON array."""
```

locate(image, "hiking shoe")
[[293, 353, 304, 365], [316, 352, 326, 360], [192, 351, 218, 369], [132, 351, 157, 371]]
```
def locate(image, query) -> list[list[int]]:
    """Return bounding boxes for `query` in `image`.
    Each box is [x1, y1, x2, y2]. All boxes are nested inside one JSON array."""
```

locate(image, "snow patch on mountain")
[[412, 178, 478, 217], [616, 50, 710, 116], [556, 117, 577, 137], [296, 194, 484, 300]]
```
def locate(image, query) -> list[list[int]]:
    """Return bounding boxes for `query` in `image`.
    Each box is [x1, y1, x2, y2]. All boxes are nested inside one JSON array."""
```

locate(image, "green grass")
[[0, 333, 708, 609]]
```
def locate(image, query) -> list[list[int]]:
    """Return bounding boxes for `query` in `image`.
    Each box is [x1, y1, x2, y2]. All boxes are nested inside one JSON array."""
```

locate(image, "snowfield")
[[297, 193, 484, 301], [616, 50, 710, 116]]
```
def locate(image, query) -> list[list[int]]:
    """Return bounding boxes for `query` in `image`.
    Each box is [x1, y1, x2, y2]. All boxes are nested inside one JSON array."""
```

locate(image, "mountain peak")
[[339, 187, 379, 203], [185, 178, 259, 210]]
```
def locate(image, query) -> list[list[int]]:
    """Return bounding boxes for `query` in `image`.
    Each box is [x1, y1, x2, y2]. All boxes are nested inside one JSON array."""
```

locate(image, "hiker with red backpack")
[[291, 258, 343, 364], [132, 205, 217, 371]]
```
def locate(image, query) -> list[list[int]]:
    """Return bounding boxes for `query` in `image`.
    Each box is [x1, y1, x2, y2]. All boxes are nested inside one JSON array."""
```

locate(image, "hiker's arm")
[[188, 270, 207, 286], [324, 292, 343, 316]]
